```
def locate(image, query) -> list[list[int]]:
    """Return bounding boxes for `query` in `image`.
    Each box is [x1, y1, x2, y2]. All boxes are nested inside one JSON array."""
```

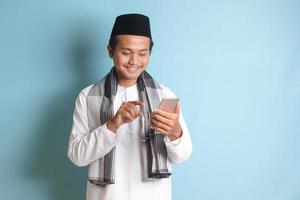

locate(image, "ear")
[[107, 45, 113, 58]]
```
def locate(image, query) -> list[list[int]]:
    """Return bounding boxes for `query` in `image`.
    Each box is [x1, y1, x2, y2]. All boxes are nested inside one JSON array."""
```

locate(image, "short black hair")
[[108, 36, 154, 53]]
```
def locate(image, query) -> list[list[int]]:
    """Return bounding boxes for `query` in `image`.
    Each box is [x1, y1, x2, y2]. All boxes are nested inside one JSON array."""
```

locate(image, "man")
[[68, 13, 192, 200]]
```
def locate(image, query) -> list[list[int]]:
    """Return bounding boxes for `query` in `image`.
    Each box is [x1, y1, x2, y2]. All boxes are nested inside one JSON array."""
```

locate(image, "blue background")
[[1, 0, 299, 199]]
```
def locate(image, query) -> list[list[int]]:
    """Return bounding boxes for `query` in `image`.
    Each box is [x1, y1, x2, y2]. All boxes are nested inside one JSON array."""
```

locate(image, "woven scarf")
[[86, 67, 171, 186]]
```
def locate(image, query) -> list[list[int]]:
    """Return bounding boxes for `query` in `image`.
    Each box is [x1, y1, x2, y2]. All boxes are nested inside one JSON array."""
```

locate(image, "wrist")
[[168, 128, 182, 141], [107, 117, 121, 133]]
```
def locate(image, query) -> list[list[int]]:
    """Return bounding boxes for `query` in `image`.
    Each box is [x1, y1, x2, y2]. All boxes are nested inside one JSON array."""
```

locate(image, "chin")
[[124, 68, 144, 76], [124, 73, 141, 80]]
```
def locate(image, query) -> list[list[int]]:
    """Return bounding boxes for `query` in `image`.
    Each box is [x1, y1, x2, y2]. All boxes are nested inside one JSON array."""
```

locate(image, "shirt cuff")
[[100, 123, 117, 145], [164, 134, 182, 146]]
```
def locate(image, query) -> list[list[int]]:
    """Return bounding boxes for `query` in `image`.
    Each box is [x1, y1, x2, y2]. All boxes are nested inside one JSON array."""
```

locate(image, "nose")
[[129, 53, 138, 65]]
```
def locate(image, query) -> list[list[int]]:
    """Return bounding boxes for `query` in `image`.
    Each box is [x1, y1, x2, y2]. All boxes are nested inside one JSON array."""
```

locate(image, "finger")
[[175, 101, 180, 114], [151, 118, 172, 133], [126, 101, 144, 113], [152, 112, 172, 126], [128, 101, 144, 106], [153, 109, 176, 120], [129, 104, 142, 117], [124, 106, 140, 118], [124, 111, 135, 122]]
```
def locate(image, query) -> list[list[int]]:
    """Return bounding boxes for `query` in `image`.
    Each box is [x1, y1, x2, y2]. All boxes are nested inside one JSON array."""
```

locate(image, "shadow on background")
[[26, 26, 108, 200]]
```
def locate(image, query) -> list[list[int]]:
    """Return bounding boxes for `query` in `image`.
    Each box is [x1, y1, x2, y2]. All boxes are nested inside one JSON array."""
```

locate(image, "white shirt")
[[68, 83, 192, 200]]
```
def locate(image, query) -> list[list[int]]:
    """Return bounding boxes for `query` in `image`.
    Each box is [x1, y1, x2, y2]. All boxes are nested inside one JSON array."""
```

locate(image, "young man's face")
[[108, 35, 151, 87]]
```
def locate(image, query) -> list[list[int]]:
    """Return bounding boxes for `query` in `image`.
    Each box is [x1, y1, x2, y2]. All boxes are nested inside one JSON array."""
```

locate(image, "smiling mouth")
[[125, 66, 140, 72]]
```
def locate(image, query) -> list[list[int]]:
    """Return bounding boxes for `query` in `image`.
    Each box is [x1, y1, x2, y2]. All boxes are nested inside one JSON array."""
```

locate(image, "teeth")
[[127, 67, 138, 70]]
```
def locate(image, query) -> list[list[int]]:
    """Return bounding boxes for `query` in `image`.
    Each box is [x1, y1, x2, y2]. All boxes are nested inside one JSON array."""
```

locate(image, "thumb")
[[175, 101, 180, 114]]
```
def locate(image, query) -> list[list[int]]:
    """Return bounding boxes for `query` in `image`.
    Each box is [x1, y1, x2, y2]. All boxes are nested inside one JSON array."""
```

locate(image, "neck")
[[117, 79, 137, 88]]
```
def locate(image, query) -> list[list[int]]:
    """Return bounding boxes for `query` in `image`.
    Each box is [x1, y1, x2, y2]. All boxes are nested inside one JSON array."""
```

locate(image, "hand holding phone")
[[158, 98, 179, 113], [151, 98, 182, 140]]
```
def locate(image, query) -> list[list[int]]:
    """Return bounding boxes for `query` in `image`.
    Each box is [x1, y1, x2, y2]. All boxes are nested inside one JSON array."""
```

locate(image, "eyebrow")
[[121, 48, 149, 52]]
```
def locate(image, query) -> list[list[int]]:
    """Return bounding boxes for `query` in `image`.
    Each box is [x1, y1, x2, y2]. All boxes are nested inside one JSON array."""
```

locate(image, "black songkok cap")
[[110, 14, 152, 39]]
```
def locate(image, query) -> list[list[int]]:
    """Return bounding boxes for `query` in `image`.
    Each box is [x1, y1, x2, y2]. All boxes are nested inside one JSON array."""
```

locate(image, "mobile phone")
[[158, 98, 179, 113]]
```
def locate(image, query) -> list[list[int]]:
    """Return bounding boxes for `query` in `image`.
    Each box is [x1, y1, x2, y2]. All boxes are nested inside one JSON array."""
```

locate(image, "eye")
[[121, 51, 131, 56], [139, 52, 148, 56]]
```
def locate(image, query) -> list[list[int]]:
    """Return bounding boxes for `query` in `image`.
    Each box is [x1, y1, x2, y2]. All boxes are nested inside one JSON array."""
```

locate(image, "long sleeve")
[[67, 88, 117, 167], [164, 112, 193, 164]]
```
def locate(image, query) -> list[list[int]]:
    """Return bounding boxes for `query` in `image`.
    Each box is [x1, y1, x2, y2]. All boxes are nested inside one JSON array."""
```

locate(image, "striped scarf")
[[86, 67, 171, 186]]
